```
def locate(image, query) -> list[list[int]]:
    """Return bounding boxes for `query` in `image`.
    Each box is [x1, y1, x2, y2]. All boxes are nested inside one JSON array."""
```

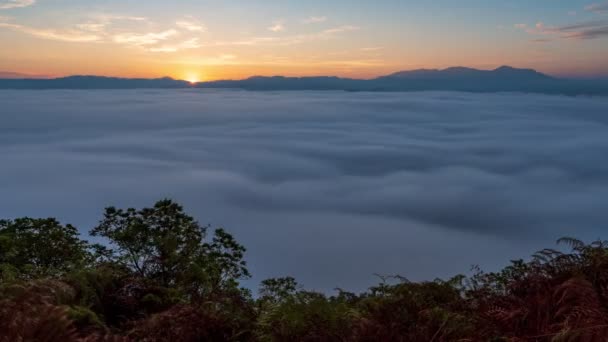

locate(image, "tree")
[[90, 199, 206, 286], [0, 218, 91, 279], [199, 228, 250, 293], [259, 277, 299, 302], [90, 199, 250, 295]]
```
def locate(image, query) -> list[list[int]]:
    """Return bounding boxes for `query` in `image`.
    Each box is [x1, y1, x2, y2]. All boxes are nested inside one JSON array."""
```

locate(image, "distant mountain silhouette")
[[198, 67, 606, 94], [0, 76, 189, 89], [199, 76, 367, 91], [0, 71, 50, 79], [383, 66, 551, 81], [1, 67, 607, 95], [367, 66, 561, 93]]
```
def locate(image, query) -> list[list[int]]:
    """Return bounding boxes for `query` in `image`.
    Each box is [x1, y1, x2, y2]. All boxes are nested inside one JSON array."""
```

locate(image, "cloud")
[[176, 19, 206, 32], [565, 26, 608, 39], [555, 20, 608, 39], [198, 36, 280, 47], [0, 11, 357, 51], [173, 54, 238, 65], [516, 20, 608, 40], [0, 14, 178, 46], [360, 47, 384, 52], [0, 13, 205, 51], [514, 23, 527, 29], [197, 24, 359, 48], [585, 1, 608, 13], [268, 20, 285, 32], [322, 25, 359, 34], [0, 0, 34, 10], [0, 22, 101, 42], [76, 22, 107, 33], [113, 29, 178, 46], [303, 16, 327, 24], [1, 91, 607, 291], [148, 37, 201, 52], [76, 14, 147, 33]]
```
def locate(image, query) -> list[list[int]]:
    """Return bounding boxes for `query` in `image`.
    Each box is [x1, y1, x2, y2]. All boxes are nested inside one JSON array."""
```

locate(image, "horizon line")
[[2, 65, 608, 83]]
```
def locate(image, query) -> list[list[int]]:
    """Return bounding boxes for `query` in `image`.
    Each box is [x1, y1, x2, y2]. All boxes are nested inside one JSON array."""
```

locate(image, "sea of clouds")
[[1, 89, 607, 291]]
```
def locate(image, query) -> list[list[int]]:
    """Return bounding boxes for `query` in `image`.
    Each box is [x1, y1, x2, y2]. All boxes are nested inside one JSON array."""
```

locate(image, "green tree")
[[259, 277, 299, 302], [200, 228, 250, 292], [0, 218, 91, 279], [90, 199, 249, 294]]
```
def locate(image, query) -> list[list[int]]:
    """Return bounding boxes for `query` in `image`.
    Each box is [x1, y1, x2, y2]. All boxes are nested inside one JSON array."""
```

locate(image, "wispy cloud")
[[268, 19, 285, 32], [204, 24, 360, 48], [174, 54, 238, 65], [585, 1, 608, 13], [0, 0, 35, 10], [74, 15, 146, 35], [200, 36, 280, 47], [148, 37, 201, 52], [97, 14, 147, 22], [322, 25, 359, 34], [516, 20, 608, 40], [78, 15, 203, 51], [303, 16, 327, 24], [113, 29, 178, 46], [173, 53, 382, 69], [0, 14, 202, 50], [176, 18, 206, 32], [0, 10, 358, 53], [76, 22, 107, 32], [360, 47, 384, 52], [0, 22, 101, 42], [0, 13, 150, 42], [565, 25, 608, 39]]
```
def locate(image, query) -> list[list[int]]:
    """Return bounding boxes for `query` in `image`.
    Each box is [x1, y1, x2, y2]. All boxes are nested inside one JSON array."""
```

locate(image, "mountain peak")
[[443, 66, 479, 72], [381, 66, 551, 80], [2, 67, 599, 94], [493, 66, 552, 79], [494, 65, 516, 71]]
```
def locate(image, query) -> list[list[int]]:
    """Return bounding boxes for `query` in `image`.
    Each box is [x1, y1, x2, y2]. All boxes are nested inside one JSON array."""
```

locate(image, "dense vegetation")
[[1, 199, 607, 341]]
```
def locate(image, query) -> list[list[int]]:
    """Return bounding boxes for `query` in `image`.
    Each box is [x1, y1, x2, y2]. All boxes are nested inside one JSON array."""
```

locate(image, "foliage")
[[90, 199, 208, 286], [0, 280, 79, 342], [90, 200, 250, 301], [3, 200, 608, 341], [0, 218, 91, 279], [352, 277, 475, 341], [259, 276, 299, 302]]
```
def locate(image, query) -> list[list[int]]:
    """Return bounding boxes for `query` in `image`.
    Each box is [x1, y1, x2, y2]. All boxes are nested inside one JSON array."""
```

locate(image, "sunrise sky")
[[1, 0, 608, 81]]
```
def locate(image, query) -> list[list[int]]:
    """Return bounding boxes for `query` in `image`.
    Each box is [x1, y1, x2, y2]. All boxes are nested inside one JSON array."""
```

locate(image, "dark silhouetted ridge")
[[0, 75, 189, 89], [0, 66, 606, 95]]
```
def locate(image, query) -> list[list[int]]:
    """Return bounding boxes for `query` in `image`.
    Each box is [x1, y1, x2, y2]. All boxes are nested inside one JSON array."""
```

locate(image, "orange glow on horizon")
[[6, 58, 608, 82], [182, 71, 202, 84]]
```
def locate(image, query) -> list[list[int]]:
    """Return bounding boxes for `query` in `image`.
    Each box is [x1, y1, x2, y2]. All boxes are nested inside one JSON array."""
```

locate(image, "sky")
[[1, 89, 607, 292], [1, 0, 608, 80]]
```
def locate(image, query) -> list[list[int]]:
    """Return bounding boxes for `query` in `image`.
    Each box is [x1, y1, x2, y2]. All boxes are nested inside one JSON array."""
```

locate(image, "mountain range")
[[1, 66, 607, 95]]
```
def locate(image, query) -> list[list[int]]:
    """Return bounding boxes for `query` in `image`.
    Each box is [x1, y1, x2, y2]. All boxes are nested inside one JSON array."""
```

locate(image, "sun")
[[184, 72, 202, 84]]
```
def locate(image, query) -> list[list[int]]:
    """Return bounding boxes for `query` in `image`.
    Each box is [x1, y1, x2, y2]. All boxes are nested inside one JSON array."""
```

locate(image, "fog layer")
[[1, 90, 607, 292]]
